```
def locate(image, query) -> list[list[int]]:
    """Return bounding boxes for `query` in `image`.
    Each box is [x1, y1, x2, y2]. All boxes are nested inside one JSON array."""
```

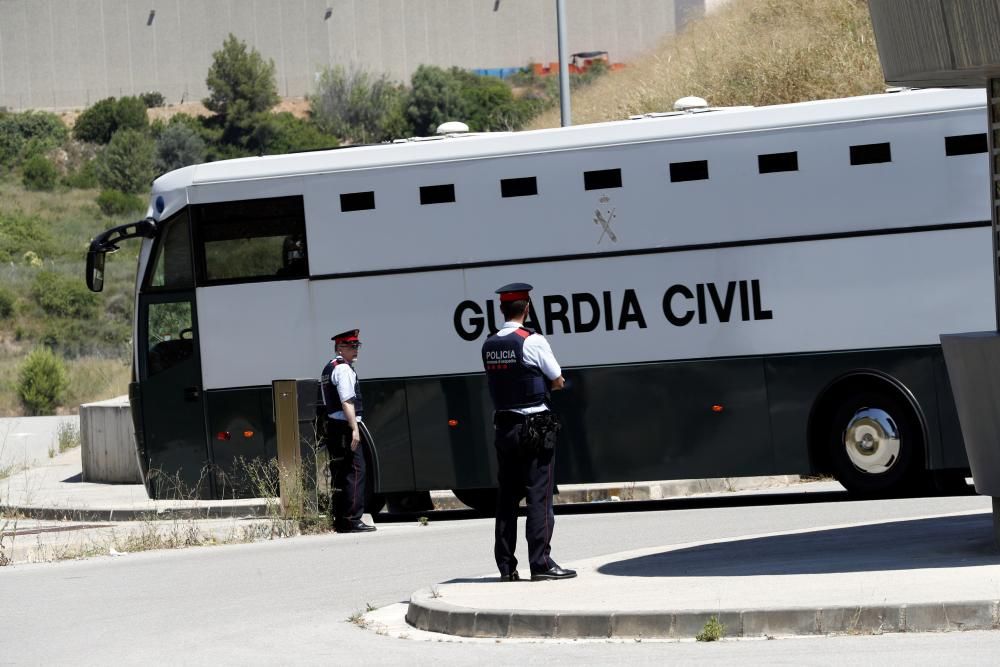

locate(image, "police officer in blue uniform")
[[481, 283, 576, 581], [320, 328, 376, 533]]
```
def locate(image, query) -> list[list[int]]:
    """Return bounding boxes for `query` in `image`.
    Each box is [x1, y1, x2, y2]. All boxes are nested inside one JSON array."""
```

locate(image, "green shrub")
[[0, 287, 14, 319], [73, 98, 117, 144], [0, 211, 54, 262], [406, 65, 467, 136], [96, 189, 146, 216], [31, 270, 99, 319], [22, 154, 58, 190], [74, 96, 149, 144], [140, 91, 166, 108], [96, 129, 155, 193], [63, 159, 99, 189], [0, 114, 24, 167], [0, 110, 67, 167], [16, 347, 69, 416], [310, 65, 411, 143], [155, 122, 206, 173], [40, 317, 131, 358], [115, 96, 150, 133], [246, 112, 338, 156]]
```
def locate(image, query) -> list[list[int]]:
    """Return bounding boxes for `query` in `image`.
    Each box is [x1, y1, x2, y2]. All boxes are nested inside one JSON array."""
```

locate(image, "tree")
[[155, 122, 206, 173], [245, 112, 338, 156], [73, 97, 148, 144], [96, 129, 155, 194], [203, 34, 279, 145], [310, 66, 411, 143], [453, 70, 531, 131], [406, 65, 468, 136]]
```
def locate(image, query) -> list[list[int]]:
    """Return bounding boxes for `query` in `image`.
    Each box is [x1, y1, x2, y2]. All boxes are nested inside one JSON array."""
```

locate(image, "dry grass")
[[63, 356, 132, 412], [0, 354, 131, 417], [529, 0, 884, 128]]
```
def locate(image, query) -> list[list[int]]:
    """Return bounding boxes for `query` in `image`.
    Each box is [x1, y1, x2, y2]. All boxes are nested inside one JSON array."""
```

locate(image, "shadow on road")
[[376, 488, 854, 524], [597, 513, 999, 577]]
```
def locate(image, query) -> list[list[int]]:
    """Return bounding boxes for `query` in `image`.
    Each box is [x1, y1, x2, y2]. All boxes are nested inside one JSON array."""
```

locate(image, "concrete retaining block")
[[79, 396, 142, 484]]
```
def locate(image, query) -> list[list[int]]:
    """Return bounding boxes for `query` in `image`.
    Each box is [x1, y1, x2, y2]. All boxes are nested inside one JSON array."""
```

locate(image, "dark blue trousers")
[[493, 412, 557, 576], [327, 419, 366, 525]]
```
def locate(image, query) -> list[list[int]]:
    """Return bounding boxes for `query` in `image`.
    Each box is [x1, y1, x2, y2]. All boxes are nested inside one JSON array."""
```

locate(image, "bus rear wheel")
[[452, 488, 498, 516], [827, 390, 923, 497]]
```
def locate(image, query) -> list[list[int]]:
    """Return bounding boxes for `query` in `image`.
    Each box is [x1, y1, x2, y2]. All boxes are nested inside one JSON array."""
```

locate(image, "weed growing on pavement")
[[347, 610, 368, 628], [418, 516, 428, 526], [56, 421, 80, 454], [696, 616, 725, 642], [429, 586, 442, 599], [0, 419, 19, 478], [236, 431, 331, 537], [366, 602, 378, 612], [0, 519, 14, 566]]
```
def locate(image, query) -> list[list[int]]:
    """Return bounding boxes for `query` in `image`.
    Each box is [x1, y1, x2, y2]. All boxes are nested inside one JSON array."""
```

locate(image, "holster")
[[523, 412, 562, 452]]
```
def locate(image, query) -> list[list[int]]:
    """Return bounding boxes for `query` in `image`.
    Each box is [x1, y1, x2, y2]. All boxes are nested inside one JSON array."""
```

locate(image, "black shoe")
[[531, 566, 577, 581], [338, 521, 376, 533], [499, 571, 521, 582]]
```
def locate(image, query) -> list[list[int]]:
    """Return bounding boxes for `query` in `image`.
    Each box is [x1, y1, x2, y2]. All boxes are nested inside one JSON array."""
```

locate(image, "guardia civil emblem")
[[593, 194, 617, 244]]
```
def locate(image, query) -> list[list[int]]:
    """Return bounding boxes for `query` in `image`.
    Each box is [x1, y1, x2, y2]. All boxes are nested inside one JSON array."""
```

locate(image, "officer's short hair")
[[500, 299, 529, 320]]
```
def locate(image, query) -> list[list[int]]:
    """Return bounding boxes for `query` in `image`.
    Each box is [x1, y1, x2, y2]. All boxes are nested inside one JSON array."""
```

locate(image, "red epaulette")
[[514, 327, 533, 339]]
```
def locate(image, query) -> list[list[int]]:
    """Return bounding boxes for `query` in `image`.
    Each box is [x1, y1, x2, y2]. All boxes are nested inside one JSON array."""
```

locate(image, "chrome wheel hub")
[[843, 408, 900, 474]]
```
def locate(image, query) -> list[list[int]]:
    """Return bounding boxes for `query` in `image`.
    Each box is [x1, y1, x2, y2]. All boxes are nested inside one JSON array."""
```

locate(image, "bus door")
[[138, 294, 211, 498], [135, 209, 211, 499]]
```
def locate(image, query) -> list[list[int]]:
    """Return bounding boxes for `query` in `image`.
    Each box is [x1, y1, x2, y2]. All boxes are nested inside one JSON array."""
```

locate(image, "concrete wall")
[[79, 395, 141, 484], [0, 0, 705, 110]]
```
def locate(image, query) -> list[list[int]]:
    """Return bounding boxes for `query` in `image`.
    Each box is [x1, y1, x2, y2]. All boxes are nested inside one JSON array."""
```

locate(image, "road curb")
[[431, 476, 804, 510], [405, 588, 1000, 639], [0, 502, 271, 522]]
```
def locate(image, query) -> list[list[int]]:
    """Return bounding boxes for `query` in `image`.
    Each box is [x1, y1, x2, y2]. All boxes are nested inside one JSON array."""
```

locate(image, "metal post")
[[557, 0, 571, 127], [273, 379, 303, 516]]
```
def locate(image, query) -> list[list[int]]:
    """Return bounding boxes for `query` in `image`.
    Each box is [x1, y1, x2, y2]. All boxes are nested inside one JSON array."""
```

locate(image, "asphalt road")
[[2, 491, 999, 665]]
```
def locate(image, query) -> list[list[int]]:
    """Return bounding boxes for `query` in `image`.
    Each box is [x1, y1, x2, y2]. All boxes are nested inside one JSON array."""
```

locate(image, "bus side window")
[[146, 301, 194, 377], [192, 196, 308, 284]]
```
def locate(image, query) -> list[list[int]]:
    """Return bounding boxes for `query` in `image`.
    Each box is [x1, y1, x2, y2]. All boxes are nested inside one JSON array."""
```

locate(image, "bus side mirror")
[[86, 249, 105, 292]]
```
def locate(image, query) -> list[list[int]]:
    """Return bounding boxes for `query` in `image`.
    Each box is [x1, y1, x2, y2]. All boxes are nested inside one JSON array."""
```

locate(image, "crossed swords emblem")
[[593, 196, 617, 244]]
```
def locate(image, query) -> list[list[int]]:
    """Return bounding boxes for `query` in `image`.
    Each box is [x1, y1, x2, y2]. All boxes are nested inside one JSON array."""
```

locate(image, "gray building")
[[0, 0, 706, 111]]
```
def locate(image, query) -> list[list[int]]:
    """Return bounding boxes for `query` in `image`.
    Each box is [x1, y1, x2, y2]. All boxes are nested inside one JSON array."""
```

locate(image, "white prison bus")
[[87, 87, 991, 509]]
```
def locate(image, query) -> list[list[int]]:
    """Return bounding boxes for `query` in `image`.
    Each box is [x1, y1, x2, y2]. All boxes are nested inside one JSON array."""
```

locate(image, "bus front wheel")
[[826, 390, 923, 497]]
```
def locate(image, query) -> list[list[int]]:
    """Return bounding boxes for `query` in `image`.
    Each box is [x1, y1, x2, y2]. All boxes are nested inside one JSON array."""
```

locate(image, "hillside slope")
[[529, 0, 884, 128]]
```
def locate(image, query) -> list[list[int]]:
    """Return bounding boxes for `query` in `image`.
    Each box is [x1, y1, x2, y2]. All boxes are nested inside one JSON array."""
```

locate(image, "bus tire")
[[826, 389, 924, 497], [452, 488, 498, 516]]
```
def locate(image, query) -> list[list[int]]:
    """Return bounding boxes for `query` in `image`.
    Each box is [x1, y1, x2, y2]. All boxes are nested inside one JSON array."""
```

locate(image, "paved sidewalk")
[[1, 446, 810, 520], [0, 445, 817, 565], [0, 448, 266, 521], [405, 507, 1000, 640]]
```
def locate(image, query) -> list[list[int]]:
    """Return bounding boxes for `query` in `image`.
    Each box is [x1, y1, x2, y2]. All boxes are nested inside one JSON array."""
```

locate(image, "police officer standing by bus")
[[320, 329, 376, 533], [481, 283, 576, 581]]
